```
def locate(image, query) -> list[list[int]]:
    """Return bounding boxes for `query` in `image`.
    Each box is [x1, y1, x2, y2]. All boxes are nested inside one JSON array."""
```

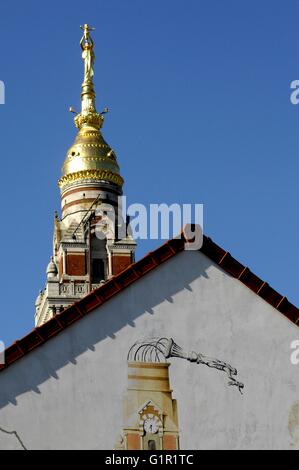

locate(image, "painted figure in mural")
[[80, 24, 95, 83], [128, 337, 244, 393]]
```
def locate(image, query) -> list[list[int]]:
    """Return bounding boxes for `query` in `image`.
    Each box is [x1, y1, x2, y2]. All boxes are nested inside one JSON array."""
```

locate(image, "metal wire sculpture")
[[127, 337, 244, 394]]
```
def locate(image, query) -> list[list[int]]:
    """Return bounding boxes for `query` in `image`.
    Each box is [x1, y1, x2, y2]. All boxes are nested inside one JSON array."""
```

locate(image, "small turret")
[[46, 257, 58, 280]]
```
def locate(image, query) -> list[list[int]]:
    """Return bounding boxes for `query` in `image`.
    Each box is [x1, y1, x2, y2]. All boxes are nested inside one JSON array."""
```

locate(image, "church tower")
[[35, 25, 136, 326]]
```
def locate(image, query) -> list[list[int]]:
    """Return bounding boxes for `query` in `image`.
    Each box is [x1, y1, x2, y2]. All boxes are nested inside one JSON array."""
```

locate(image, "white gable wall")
[[0, 250, 298, 449]]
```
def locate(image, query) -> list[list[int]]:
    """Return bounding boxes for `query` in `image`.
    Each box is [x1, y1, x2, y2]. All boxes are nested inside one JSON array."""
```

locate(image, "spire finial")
[[72, 24, 104, 130]]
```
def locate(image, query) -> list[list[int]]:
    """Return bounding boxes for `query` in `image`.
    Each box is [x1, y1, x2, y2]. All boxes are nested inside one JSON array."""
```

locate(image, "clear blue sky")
[[0, 0, 298, 346]]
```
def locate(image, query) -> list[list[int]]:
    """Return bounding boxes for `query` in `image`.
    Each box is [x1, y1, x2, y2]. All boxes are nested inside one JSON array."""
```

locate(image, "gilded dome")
[[59, 124, 123, 189]]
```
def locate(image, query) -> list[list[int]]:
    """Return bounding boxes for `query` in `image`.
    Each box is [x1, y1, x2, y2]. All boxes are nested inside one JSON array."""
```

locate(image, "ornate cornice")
[[74, 111, 103, 129], [58, 169, 124, 189]]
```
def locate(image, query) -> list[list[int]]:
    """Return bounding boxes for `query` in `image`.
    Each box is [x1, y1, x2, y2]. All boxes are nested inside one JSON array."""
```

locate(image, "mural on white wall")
[[116, 337, 244, 450], [128, 337, 244, 393]]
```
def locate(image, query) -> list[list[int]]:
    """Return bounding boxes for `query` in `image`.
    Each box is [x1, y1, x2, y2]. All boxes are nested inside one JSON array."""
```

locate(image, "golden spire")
[[73, 24, 103, 130], [58, 25, 123, 190]]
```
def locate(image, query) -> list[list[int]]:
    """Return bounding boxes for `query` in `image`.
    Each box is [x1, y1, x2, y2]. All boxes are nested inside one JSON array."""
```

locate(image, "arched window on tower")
[[90, 236, 107, 283], [91, 258, 105, 283]]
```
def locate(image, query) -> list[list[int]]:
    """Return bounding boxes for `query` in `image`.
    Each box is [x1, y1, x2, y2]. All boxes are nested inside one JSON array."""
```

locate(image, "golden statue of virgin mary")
[[80, 24, 95, 83]]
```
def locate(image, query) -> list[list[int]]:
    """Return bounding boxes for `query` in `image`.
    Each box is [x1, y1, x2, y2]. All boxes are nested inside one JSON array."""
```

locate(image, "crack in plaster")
[[0, 426, 27, 450]]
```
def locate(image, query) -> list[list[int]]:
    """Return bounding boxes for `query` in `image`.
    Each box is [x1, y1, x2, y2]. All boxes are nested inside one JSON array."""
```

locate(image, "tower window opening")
[[91, 259, 105, 283]]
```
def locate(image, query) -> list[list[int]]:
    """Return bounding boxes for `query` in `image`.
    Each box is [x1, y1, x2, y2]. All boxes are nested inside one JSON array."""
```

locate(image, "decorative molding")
[[74, 111, 103, 129], [60, 178, 121, 195], [60, 242, 87, 248], [58, 169, 123, 189]]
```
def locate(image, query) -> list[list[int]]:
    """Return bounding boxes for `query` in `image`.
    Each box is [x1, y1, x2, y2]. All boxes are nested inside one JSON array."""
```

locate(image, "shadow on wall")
[[0, 251, 212, 409]]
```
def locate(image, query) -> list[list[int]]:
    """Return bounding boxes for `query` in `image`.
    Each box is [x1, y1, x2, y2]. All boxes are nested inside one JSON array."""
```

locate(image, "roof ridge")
[[1, 231, 298, 373]]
